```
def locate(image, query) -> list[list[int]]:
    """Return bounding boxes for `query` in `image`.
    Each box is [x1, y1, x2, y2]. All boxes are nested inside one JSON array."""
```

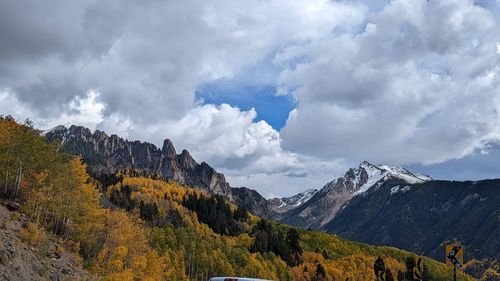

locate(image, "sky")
[[1, 0, 499, 198]]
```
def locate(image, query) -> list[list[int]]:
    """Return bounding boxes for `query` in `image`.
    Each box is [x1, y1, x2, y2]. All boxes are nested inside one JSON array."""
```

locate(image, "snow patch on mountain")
[[41, 125, 66, 136], [292, 188, 318, 206], [390, 185, 412, 195], [269, 188, 319, 211], [353, 161, 431, 196], [352, 162, 386, 196]]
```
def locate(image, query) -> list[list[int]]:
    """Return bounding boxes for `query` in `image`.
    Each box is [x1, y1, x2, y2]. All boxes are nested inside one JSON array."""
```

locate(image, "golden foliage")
[[19, 222, 47, 246], [0, 118, 476, 281]]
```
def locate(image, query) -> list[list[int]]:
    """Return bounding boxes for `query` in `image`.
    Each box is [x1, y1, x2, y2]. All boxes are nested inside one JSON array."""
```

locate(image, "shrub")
[[19, 222, 47, 246]]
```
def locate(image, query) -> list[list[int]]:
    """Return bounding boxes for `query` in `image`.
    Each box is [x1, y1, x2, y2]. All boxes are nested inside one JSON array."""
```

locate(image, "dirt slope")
[[0, 201, 94, 281]]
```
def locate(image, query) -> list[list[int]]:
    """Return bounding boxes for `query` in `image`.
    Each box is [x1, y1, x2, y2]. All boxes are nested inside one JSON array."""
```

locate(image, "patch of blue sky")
[[196, 53, 296, 131], [196, 81, 296, 131]]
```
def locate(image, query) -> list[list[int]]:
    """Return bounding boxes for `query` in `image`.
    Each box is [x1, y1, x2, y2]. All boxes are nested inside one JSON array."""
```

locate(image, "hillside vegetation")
[[0, 116, 474, 281]]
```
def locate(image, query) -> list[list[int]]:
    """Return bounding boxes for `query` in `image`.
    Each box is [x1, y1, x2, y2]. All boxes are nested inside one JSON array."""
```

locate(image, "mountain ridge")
[[274, 161, 432, 229], [44, 124, 499, 265], [44, 125, 273, 218], [270, 161, 498, 263], [268, 188, 319, 214], [323, 178, 500, 261]]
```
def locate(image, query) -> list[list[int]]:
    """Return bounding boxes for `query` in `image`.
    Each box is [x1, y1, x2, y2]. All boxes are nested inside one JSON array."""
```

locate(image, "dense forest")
[[0, 116, 475, 280]]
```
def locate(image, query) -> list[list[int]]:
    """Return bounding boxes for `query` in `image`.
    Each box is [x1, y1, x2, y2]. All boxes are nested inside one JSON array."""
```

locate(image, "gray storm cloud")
[[1, 0, 499, 196]]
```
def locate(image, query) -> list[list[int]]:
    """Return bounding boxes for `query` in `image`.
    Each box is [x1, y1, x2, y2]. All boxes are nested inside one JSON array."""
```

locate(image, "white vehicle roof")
[[209, 277, 272, 281]]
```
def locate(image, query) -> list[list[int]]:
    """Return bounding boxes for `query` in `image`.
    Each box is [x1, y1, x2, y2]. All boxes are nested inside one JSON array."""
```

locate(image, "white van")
[[209, 277, 272, 281]]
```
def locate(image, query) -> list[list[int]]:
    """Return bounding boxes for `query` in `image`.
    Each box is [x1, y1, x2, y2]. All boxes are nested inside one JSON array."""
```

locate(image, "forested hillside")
[[0, 116, 474, 281], [324, 178, 500, 261]]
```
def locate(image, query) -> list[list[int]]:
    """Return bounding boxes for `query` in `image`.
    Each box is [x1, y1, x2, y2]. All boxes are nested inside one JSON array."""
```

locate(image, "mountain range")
[[4, 115, 479, 281], [45, 125, 499, 264], [44, 125, 273, 218], [269, 161, 433, 229], [271, 161, 499, 261]]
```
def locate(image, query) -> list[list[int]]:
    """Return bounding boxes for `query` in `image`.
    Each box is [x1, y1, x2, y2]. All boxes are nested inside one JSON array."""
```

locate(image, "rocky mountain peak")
[[43, 125, 272, 213], [232, 187, 273, 219], [359, 160, 374, 168], [276, 161, 433, 229], [42, 125, 66, 135], [93, 129, 109, 140], [69, 124, 92, 137], [161, 139, 177, 158], [177, 149, 197, 170]]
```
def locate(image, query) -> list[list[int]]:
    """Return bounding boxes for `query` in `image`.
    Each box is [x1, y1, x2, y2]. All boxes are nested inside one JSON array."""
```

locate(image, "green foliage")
[[182, 193, 248, 235], [250, 219, 299, 265], [139, 201, 159, 225], [149, 224, 291, 280]]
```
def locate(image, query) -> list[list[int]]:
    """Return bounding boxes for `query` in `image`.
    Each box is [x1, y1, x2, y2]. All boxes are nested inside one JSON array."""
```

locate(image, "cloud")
[[0, 0, 367, 195], [0, 89, 345, 196], [139, 103, 302, 176], [278, 0, 500, 165], [226, 155, 348, 197], [0, 0, 364, 123], [1, 0, 500, 196], [0, 89, 106, 129]]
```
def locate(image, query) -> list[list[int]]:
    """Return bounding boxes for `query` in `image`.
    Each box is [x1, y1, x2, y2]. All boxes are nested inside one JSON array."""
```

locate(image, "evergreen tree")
[[405, 256, 416, 281], [233, 207, 248, 221], [421, 262, 431, 281], [251, 230, 269, 253], [397, 270, 405, 281], [286, 228, 302, 266], [386, 268, 395, 281], [313, 263, 326, 281], [374, 256, 386, 280], [286, 228, 302, 254], [321, 248, 330, 259]]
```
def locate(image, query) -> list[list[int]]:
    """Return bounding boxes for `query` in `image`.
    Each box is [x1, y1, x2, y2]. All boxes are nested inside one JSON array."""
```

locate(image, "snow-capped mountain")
[[352, 161, 431, 195], [268, 188, 319, 214], [276, 161, 432, 229]]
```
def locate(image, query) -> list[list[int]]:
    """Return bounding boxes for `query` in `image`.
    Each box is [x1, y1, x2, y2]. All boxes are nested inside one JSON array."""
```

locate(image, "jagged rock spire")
[[161, 139, 176, 158]]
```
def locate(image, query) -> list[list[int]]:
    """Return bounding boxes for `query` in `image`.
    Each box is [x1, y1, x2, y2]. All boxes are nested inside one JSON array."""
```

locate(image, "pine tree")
[[386, 268, 395, 281], [286, 228, 302, 266], [313, 263, 326, 281], [397, 270, 405, 281], [405, 256, 416, 281], [422, 262, 431, 281], [374, 256, 386, 280]]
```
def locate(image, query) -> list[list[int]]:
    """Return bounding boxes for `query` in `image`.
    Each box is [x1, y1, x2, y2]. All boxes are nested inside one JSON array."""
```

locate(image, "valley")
[[39, 121, 500, 280]]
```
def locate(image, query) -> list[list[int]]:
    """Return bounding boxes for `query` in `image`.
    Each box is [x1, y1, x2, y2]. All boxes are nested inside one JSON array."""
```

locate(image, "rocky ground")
[[0, 200, 94, 281]]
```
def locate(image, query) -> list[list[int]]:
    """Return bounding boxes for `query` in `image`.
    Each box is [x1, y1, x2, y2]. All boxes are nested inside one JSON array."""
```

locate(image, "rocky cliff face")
[[231, 187, 273, 219], [45, 125, 234, 200]]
